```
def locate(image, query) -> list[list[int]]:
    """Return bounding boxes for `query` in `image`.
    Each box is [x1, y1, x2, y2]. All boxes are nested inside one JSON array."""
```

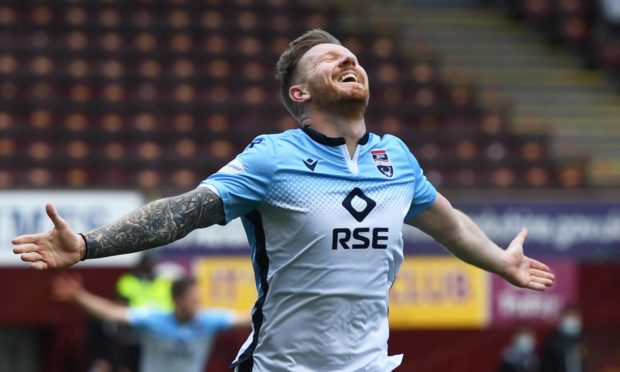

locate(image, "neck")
[[302, 109, 366, 157], [174, 309, 193, 324]]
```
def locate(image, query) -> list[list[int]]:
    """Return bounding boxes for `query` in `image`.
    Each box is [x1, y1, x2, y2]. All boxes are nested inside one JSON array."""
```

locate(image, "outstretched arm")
[[84, 186, 223, 258], [231, 311, 251, 329], [52, 273, 130, 324], [408, 193, 555, 291], [12, 187, 224, 269]]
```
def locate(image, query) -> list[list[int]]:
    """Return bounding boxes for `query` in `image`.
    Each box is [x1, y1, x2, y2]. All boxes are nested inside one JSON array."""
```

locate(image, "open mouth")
[[337, 72, 359, 83]]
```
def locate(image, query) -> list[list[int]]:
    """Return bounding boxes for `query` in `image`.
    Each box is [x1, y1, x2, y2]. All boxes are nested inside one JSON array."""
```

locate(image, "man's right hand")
[[51, 273, 84, 302], [12, 203, 85, 270]]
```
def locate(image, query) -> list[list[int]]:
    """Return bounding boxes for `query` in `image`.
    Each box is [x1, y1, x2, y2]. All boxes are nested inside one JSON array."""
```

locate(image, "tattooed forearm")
[[84, 187, 224, 259]]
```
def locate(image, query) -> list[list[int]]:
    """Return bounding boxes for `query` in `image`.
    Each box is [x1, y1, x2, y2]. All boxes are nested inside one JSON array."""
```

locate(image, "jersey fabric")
[[127, 308, 234, 372], [201, 127, 437, 372]]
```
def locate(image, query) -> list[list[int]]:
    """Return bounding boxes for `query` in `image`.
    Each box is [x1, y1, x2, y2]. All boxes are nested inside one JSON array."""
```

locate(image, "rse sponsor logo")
[[331, 227, 389, 250], [342, 188, 376, 222]]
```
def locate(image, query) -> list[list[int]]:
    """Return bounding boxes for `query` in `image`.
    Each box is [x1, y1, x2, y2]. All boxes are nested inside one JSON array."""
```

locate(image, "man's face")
[[174, 284, 201, 318], [295, 43, 369, 109]]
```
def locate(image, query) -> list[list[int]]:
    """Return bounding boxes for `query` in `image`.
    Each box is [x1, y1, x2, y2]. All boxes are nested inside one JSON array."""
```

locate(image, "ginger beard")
[[306, 69, 370, 119]]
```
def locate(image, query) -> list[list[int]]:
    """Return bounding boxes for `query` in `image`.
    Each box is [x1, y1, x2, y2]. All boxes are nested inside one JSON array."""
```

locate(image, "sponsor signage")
[[194, 257, 578, 329], [196, 257, 256, 311], [388, 257, 489, 328], [490, 260, 578, 326], [0, 190, 144, 266], [405, 202, 620, 259], [195, 256, 491, 329], [163, 202, 620, 260]]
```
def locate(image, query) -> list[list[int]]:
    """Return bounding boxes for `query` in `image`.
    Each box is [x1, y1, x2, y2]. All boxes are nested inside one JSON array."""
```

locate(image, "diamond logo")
[[342, 188, 376, 222]]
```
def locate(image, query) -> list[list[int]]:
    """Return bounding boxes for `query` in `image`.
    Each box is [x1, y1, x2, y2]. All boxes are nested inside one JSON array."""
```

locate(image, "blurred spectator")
[[110, 253, 174, 371], [82, 254, 173, 371], [540, 306, 587, 372], [52, 274, 249, 372], [601, 0, 620, 24], [498, 325, 538, 372], [116, 253, 173, 311]]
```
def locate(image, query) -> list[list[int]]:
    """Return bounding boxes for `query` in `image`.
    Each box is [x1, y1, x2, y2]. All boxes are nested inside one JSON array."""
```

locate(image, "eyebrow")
[[319, 50, 355, 62], [309, 51, 336, 64]]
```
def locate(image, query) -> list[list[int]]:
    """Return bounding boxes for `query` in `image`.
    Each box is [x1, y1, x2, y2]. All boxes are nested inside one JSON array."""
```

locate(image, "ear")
[[289, 84, 310, 103]]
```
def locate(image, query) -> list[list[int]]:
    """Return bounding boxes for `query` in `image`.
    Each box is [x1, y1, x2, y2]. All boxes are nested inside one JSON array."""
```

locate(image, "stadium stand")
[[0, 0, 591, 192], [366, 0, 619, 186], [506, 0, 620, 83], [496, 0, 620, 184]]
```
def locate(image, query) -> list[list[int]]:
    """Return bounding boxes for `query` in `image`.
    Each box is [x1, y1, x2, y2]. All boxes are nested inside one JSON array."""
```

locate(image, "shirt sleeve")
[[198, 309, 235, 332], [200, 136, 276, 223], [398, 139, 437, 221]]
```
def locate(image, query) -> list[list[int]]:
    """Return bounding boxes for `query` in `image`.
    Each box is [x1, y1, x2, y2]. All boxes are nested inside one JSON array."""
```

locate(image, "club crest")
[[371, 149, 393, 178]]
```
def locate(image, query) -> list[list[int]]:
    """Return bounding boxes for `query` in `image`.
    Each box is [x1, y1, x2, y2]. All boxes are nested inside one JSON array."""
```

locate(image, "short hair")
[[171, 277, 196, 299], [276, 29, 341, 122]]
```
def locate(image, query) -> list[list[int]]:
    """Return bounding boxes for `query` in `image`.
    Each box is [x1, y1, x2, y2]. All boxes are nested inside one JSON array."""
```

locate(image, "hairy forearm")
[[83, 187, 224, 259], [439, 210, 507, 275], [410, 194, 508, 275], [74, 290, 129, 323]]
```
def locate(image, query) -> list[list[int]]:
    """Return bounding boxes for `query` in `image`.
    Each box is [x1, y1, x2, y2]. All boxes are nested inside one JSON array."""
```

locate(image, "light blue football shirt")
[[127, 308, 234, 372], [201, 127, 437, 372]]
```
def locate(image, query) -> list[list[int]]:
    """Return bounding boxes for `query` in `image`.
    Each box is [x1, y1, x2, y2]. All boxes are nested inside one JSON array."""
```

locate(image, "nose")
[[339, 54, 356, 68]]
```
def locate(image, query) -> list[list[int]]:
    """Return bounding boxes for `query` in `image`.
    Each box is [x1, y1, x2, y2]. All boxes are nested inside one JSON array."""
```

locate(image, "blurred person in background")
[[52, 274, 248, 372], [540, 306, 587, 372], [107, 253, 174, 371], [83, 253, 174, 371], [13, 29, 555, 371], [116, 253, 173, 310], [498, 325, 538, 372]]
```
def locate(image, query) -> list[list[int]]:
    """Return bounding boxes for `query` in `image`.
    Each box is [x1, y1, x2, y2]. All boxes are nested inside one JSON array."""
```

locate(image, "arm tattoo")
[[84, 187, 224, 259]]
